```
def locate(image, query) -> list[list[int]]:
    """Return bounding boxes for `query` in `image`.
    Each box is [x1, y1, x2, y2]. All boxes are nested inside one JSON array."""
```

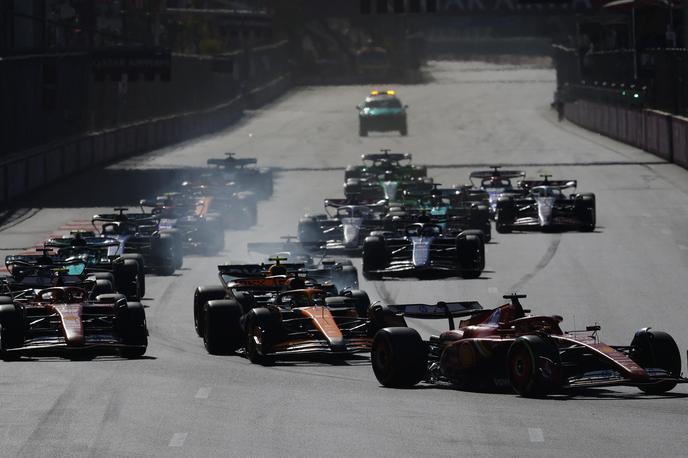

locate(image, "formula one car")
[[45, 234, 145, 299], [206, 152, 273, 199], [495, 176, 595, 233], [469, 166, 525, 218], [247, 240, 360, 292], [1, 254, 117, 300], [192, 260, 402, 363], [393, 186, 491, 242], [297, 199, 389, 253], [139, 192, 224, 255], [371, 294, 687, 396], [357, 90, 408, 136], [5, 243, 142, 300], [91, 208, 182, 275], [362, 223, 484, 280], [344, 150, 431, 202], [0, 286, 147, 360]]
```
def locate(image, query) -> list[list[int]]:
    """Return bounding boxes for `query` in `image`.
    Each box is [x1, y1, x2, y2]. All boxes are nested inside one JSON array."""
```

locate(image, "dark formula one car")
[[362, 223, 484, 280], [469, 166, 526, 219], [0, 286, 147, 360], [495, 176, 595, 233], [45, 234, 145, 299], [371, 294, 687, 396], [344, 150, 430, 202], [192, 261, 404, 363], [91, 208, 182, 275], [206, 152, 273, 199], [297, 199, 389, 253], [394, 187, 492, 242], [357, 90, 408, 136], [3, 248, 135, 298], [247, 241, 360, 292], [140, 192, 224, 255]]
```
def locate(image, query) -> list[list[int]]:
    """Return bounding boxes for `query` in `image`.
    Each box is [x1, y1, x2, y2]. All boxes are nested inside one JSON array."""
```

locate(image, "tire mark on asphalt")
[[0, 208, 41, 232], [508, 234, 562, 292]]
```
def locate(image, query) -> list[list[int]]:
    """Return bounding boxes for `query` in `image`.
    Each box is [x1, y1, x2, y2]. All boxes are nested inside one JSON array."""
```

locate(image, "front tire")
[[507, 335, 561, 397], [630, 329, 681, 394], [203, 300, 243, 355]]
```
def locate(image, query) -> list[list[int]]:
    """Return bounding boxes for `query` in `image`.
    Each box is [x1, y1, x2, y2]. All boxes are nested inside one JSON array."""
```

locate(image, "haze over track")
[[0, 61, 687, 457]]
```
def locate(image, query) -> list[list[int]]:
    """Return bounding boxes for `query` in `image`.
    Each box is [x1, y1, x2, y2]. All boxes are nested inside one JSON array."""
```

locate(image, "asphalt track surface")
[[1, 61, 687, 457]]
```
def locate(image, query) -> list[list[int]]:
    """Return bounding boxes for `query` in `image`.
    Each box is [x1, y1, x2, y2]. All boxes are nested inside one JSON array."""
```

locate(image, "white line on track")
[[169, 432, 188, 447], [195, 387, 211, 399], [528, 428, 544, 443]]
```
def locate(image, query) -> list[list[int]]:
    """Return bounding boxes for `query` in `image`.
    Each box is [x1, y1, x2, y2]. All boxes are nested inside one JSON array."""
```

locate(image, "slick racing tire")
[[194, 285, 226, 337], [362, 236, 388, 280], [372, 328, 427, 388], [368, 305, 407, 335], [496, 197, 515, 234], [630, 329, 681, 394], [120, 254, 145, 298], [507, 335, 561, 397], [116, 301, 148, 359], [297, 217, 323, 243], [244, 308, 280, 366], [456, 234, 483, 279], [359, 122, 368, 137], [203, 300, 243, 355], [114, 259, 140, 300], [399, 121, 408, 136], [0, 304, 24, 360], [153, 233, 177, 276], [575, 194, 596, 232], [343, 290, 371, 317], [344, 165, 361, 181], [90, 279, 114, 299]]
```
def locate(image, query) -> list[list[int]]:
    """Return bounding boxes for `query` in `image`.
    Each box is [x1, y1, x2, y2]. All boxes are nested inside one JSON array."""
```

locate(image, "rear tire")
[[456, 234, 483, 279], [575, 194, 596, 232], [297, 217, 323, 243], [630, 329, 681, 394], [203, 300, 243, 355], [496, 197, 515, 234], [114, 259, 140, 300], [362, 236, 388, 280], [193, 285, 226, 337], [371, 328, 427, 387]]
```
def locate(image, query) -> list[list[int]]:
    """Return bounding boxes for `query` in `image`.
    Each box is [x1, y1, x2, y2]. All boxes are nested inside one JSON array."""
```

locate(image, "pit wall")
[[565, 100, 688, 168], [0, 72, 290, 206]]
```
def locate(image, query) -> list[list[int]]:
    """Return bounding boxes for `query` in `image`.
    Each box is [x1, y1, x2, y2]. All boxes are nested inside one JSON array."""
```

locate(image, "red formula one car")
[[371, 295, 686, 396], [0, 287, 147, 360]]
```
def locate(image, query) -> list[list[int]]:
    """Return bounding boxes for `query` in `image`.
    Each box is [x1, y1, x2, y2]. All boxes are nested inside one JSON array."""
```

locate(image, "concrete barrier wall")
[[565, 100, 688, 169], [672, 116, 688, 168], [0, 74, 289, 205]]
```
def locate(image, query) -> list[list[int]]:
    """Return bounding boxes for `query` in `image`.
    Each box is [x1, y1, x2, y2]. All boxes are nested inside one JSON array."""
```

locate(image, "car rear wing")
[[324, 198, 388, 209], [469, 170, 526, 180], [388, 301, 483, 330], [361, 152, 411, 162], [207, 154, 257, 169], [218, 263, 307, 278], [519, 179, 577, 190], [45, 237, 119, 249]]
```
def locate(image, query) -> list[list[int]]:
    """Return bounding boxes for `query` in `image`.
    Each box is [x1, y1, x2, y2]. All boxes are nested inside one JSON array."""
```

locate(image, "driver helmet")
[[268, 264, 287, 276]]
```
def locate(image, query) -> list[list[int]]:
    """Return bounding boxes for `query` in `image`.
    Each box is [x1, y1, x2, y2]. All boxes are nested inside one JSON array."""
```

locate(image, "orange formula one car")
[[193, 260, 404, 364], [371, 294, 686, 396]]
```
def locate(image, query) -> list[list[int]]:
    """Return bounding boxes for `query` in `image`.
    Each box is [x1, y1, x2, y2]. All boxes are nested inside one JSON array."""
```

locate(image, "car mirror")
[[404, 105, 409, 109], [356, 105, 361, 110]]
